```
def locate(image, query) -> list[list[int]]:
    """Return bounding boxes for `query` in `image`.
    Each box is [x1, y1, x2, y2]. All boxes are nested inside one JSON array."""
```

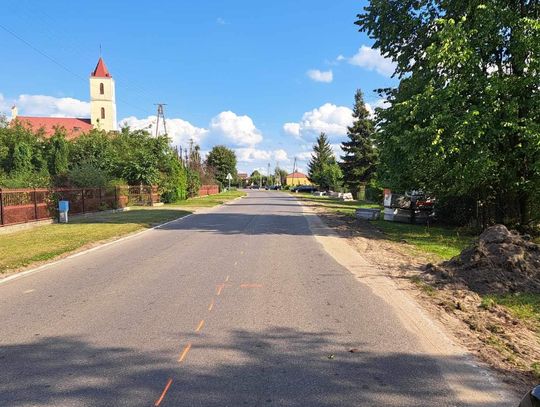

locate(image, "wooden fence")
[[198, 185, 220, 196], [0, 186, 159, 227]]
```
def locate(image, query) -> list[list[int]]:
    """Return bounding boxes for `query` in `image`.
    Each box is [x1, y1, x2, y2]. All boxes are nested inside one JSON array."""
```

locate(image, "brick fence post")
[[0, 188, 3, 226], [81, 188, 85, 213], [33, 188, 38, 221]]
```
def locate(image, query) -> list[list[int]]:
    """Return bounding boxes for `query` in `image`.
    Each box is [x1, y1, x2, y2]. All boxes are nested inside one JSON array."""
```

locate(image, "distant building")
[[286, 171, 311, 186], [11, 57, 117, 138], [237, 172, 248, 187]]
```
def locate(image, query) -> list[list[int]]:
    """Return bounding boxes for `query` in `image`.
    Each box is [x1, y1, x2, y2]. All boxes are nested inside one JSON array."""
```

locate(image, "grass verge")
[[294, 192, 471, 261], [482, 293, 540, 334], [1, 190, 245, 274], [0, 209, 190, 274], [370, 220, 474, 261], [167, 190, 246, 208], [291, 192, 382, 216]]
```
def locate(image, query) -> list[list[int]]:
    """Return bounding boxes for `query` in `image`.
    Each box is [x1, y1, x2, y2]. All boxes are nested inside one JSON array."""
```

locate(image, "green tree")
[[206, 145, 237, 186], [308, 133, 336, 190], [340, 89, 378, 199], [357, 1, 540, 227], [46, 130, 70, 176]]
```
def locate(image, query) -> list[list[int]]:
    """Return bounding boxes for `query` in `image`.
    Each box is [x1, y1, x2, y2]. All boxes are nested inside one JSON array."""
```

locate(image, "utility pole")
[[154, 103, 168, 137], [293, 157, 298, 186], [267, 163, 271, 187]]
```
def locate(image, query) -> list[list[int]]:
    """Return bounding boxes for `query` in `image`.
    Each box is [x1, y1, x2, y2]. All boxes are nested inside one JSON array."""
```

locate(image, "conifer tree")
[[340, 89, 377, 198], [308, 133, 342, 190]]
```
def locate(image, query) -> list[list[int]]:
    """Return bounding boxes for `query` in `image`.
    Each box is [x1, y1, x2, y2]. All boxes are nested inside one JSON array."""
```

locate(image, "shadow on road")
[[0, 328, 512, 406]]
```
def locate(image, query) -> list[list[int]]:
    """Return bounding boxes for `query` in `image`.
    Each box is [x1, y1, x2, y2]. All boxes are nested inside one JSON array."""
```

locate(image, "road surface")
[[0, 191, 515, 406]]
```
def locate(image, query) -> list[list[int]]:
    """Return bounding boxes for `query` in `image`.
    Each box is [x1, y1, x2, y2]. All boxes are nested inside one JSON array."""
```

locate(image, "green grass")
[[0, 209, 190, 273], [0, 190, 245, 273], [292, 192, 382, 215], [370, 220, 473, 260], [483, 293, 540, 333], [167, 190, 246, 208]]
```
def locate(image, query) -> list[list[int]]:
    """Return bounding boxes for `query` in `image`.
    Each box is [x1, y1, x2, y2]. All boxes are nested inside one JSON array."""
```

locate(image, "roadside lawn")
[[0, 191, 244, 275], [370, 220, 474, 261], [291, 192, 382, 215], [0, 209, 190, 274], [293, 192, 472, 261], [167, 190, 246, 208]]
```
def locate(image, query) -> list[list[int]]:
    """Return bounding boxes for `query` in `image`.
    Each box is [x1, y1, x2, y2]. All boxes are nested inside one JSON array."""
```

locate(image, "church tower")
[[90, 57, 117, 132]]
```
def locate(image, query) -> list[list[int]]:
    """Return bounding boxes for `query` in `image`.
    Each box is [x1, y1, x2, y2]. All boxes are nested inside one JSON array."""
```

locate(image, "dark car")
[[291, 185, 318, 193]]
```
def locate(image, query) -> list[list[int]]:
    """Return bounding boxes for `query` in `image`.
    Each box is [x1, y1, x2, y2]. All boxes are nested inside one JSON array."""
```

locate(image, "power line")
[[0, 21, 150, 116]]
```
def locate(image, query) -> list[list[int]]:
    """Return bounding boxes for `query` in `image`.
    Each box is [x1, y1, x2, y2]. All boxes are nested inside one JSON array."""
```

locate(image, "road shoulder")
[[297, 198, 517, 405]]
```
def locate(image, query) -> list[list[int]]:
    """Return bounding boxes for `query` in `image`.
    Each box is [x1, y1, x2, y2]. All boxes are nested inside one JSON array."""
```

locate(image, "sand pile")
[[426, 225, 540, 294]]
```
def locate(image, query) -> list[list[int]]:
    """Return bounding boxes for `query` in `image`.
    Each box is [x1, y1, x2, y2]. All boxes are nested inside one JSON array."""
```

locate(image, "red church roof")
[[14, 117, 93, 140], [287, 171, 308, 178], [91, 57, 111, 78]]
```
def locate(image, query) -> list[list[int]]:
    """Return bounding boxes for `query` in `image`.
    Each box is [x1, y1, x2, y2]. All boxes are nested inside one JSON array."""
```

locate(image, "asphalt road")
[[0, 191, 515, 406]]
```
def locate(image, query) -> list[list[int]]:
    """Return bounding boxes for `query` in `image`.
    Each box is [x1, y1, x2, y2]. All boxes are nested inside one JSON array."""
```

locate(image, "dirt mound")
[[426, 225, 540, 294]]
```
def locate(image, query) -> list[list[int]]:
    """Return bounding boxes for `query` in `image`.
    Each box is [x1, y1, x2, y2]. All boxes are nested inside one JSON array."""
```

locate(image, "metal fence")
[[0, 185, 160, 227]]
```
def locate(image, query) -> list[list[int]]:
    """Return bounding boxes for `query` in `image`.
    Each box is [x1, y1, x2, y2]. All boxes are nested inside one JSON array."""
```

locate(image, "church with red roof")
[[11, 57, 117, 139]]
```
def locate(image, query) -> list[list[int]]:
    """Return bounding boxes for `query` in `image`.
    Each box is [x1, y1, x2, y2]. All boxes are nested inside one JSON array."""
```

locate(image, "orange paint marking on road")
[[195, 319, 205, 332], [216, 284, 224, 296], [178, 343, 192, 363], [154, 378, 173, 406], [208, 298, 214, 311], [240, 283, 263, 288]]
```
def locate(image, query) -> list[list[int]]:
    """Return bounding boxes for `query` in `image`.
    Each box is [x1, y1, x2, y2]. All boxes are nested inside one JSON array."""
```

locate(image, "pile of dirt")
[[426, 225, 540, 294]]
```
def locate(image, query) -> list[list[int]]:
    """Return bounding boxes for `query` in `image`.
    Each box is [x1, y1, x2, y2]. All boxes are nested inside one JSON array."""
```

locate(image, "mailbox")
[[58, 200, 69, 223]]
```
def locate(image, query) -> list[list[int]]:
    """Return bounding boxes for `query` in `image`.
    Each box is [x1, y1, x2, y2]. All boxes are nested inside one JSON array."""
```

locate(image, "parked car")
[[291, 185, 318, 193]]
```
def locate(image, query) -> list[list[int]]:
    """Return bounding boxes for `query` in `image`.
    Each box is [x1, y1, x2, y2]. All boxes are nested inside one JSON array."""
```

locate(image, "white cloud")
[[235, 147, 289, 163], [348, 46, 396, 77], [209, 111, 263, 147], [306, 69, 333, 83], [216, 17, 227, 25], [2, 94, 90, 118], [295, 151, 313, 162], [283, 122, 301, 138], [273, 149, 288, 162], [120, 115, 208, 147], [283, 103, 354, 140]]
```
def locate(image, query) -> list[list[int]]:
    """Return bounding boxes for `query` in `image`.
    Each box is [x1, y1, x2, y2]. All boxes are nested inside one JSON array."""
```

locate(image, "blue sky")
[[0, 0, 397, 174]]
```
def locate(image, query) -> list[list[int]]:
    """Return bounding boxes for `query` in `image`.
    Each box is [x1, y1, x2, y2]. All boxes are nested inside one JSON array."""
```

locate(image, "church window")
[[101, 107, 106, 119], [100, 83, 104, 95]]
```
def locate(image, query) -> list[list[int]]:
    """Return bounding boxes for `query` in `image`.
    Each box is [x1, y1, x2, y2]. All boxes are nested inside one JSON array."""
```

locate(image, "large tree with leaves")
[[357, 1, 540, 227], [340, 89, 377, 198], [206, 145, 237, 186]]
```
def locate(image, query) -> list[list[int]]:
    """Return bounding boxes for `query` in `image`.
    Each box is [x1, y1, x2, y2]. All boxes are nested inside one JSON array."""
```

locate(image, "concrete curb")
[[0, 195, 246, 286]]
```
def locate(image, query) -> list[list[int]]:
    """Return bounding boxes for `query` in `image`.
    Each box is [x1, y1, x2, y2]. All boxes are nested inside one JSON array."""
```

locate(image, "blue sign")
[[58, 200, 69, 213]]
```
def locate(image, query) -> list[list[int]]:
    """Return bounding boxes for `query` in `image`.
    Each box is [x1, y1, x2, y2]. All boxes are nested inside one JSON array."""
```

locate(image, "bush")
[[68, 162, 112, 188]]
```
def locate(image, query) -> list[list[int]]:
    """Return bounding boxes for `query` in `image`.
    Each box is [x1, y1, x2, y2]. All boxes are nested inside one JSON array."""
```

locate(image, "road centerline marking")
[[225, 275, 230, 282], [195, 319, 205, 333], [178, 343, 192, 363], [240, 283, 263, 288], [154, 378, 173, 406], [208, 298, 214, 311], [216, 284, 225, 296]]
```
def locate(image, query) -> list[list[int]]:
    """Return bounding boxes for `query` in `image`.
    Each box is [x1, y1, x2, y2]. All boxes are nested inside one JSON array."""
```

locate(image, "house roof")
[[237, 173, 248, 179], [14, 116, 93, 140], [91, 57, 111, 78], [286, 171, 308, 178]]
